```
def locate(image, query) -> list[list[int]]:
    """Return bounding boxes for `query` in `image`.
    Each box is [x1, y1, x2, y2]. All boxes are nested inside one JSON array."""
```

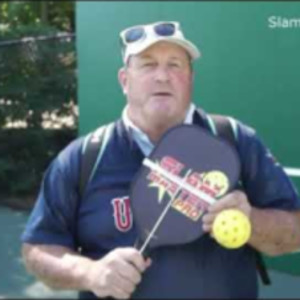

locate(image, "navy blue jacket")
[[21, 109, 300, 299]]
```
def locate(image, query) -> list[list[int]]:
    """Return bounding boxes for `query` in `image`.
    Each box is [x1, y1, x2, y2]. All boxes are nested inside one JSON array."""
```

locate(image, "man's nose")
[[154, 66, 170, 82]]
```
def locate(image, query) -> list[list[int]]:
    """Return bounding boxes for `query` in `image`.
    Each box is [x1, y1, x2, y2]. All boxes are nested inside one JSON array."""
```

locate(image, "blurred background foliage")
[[0, 1, 77, 205]]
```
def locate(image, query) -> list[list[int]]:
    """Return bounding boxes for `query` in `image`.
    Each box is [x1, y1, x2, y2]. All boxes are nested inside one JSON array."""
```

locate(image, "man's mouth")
[[152, 92, 172, 96]]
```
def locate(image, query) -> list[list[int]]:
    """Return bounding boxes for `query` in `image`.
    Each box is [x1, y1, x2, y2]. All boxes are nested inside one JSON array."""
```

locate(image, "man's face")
[[119, 41, 194, 130]]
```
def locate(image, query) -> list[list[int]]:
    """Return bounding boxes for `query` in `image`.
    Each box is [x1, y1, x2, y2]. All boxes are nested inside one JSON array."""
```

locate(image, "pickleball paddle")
[[130, 124, 240, 253]]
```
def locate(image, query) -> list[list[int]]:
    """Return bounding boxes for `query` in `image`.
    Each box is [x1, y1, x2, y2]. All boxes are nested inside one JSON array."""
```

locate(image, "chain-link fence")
[[0, 30, 77, 202]]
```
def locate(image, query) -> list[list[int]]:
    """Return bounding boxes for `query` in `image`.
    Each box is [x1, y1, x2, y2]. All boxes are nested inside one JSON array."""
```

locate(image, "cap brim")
[[124, 36, 201, 63]]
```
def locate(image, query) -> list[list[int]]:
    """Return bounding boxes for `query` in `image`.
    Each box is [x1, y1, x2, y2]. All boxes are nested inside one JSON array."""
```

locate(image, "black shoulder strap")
[[79, 126, 107, 198], [209, 113, 271, 286], [75, 126, 108, 251], [209, 114, 236, 145]]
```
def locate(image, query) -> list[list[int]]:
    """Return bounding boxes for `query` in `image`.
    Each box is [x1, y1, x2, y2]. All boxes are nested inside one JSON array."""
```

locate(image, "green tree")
[[0, 1, 76, 129], [0, 1, 74, 30], [0, 1, 77, 199]]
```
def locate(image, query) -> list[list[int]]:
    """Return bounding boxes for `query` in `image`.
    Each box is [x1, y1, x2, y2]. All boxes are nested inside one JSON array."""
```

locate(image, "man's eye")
[[142, 62, 155, 67], [169, 62, 181, 68]]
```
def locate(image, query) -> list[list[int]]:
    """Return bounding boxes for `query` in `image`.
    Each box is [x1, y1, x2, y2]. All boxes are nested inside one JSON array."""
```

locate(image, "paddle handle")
[[138, 167, 193, 255]]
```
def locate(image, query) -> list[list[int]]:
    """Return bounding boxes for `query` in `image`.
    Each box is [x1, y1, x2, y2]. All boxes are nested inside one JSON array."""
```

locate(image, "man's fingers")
[[203, 190, 252, 235], [89, 247, 153, 299], [208, 197, 239, 213], [116, 259, 142, 285], [145, 257, 152, 268], [111, 285, 131, 300], [203, 223, 212, 233], [202, 211, 220, 232], [207, 190, 251, 218], [118, 248, 148, 273], [114, 272, 136, 296], [208, 190, 247, 213], [93, 269, 124, 298], [202, 212, 217, 224]]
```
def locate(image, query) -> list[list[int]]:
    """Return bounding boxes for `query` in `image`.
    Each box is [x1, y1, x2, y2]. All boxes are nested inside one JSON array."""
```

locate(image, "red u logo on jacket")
[[111, 196, 132, 232]]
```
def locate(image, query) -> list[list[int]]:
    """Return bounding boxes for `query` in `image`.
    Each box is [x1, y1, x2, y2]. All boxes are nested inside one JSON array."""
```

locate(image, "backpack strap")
[[208, 113, 271, 286], [74, 125, 110, 251], [76, 123, 114, 249], [79, 124, 111, 198], [208, 114, 236, 144]]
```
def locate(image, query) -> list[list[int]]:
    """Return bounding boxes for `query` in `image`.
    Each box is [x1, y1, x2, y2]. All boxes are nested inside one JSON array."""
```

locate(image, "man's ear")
[[118, 67, 128, 95]]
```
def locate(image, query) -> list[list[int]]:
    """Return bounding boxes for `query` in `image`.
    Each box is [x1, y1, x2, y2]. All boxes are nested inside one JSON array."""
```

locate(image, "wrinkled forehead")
[[130, 41, 191, 63]]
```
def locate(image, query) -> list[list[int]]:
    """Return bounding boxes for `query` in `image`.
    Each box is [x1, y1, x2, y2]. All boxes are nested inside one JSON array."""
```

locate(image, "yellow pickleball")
[[212, 209, 251, 249]]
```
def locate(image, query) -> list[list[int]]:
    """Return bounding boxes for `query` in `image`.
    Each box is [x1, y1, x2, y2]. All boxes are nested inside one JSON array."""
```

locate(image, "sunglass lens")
[[124, 27, 144, 43], [154, 23, 175, 36]]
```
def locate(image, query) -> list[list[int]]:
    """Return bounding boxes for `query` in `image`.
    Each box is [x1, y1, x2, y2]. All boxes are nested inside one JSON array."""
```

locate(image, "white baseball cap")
[[120, 21, 201, 64]]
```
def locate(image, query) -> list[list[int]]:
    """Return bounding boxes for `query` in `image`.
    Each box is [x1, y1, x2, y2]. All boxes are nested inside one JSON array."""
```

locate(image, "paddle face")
[[130, 124, 240, 250]]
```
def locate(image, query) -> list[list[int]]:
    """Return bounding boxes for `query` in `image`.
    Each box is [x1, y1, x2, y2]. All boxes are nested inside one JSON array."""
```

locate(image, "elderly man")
[[21, 21, 300, 299]]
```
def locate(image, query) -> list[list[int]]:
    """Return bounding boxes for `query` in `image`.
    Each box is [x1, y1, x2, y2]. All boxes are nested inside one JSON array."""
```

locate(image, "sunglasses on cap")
[[120, 21, 180, 48]]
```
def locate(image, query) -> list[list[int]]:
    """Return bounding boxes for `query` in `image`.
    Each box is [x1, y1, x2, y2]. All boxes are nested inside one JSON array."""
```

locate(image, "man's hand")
[[85, 247, 152, 299], [22, 244, 152, 299], [201, 190, 300, 255], [202, 190, 251, 234]]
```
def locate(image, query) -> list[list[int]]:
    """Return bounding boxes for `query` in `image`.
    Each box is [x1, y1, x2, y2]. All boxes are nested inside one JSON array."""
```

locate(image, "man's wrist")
[[62, 253, 95, 291]]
